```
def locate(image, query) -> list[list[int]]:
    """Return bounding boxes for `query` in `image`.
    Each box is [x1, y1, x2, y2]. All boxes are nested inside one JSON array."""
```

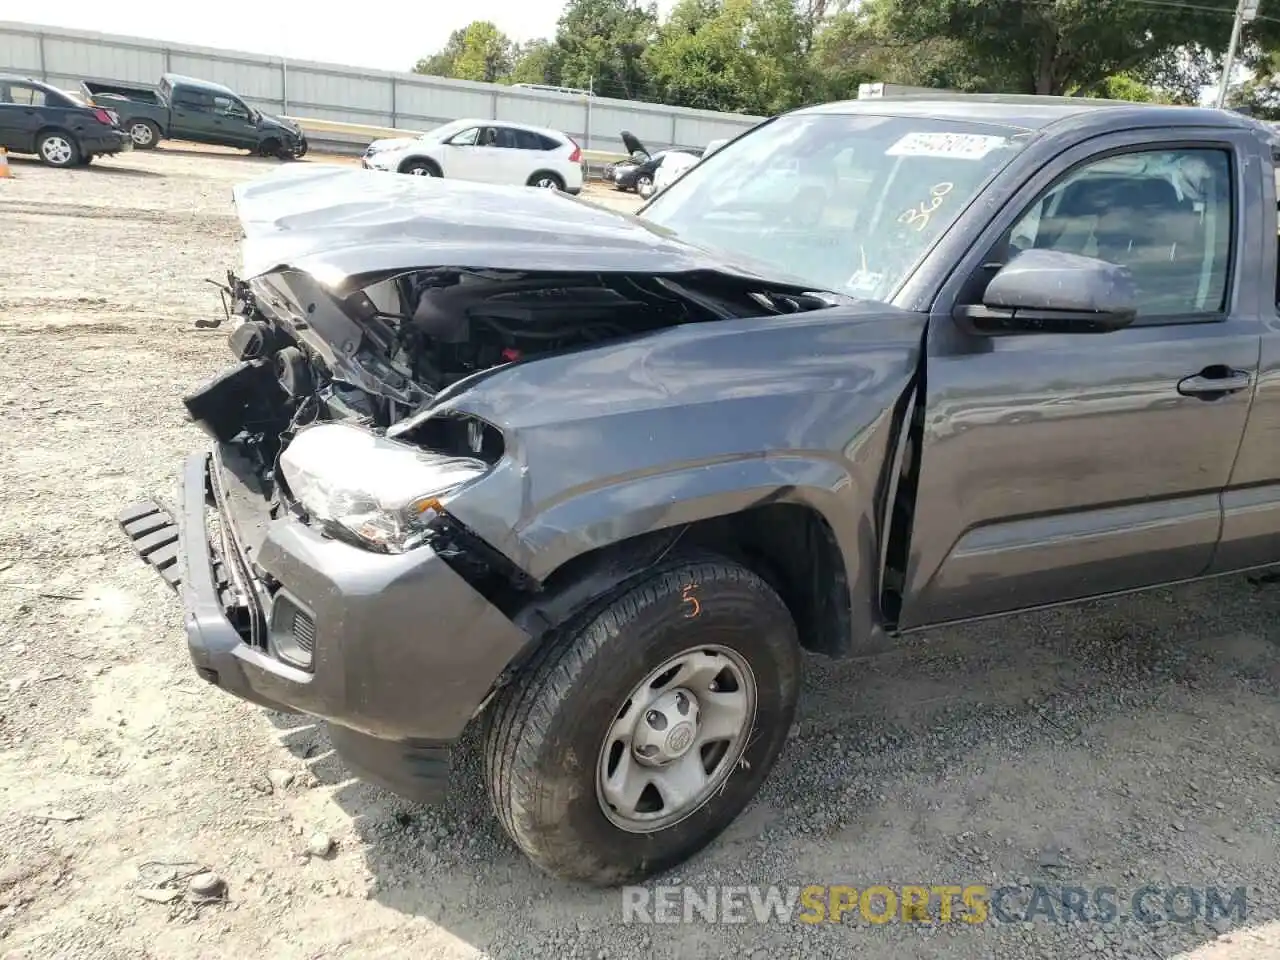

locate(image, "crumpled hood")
[[230, 164, 821, 294], [259, 112, 301, 135]]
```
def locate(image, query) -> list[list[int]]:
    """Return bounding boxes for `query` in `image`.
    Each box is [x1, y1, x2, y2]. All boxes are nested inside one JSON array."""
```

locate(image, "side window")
[[213, 96, 249, 119], [446, 126, 479, 146], [514, 129, 546, 151], [173, 90, 212, 112], [1002, 148, 1233, 320], [1273, 157, 1280, 309], [7, 85, 47, 107]]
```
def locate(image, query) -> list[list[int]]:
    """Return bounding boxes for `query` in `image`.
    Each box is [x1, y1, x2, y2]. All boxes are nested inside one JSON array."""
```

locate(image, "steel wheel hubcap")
[[131, 123, 152, 145], [43, 137, 72, 164], [597, 645, 756, 833], [410, 167, 429, 176], [537, 178, 557, 189]]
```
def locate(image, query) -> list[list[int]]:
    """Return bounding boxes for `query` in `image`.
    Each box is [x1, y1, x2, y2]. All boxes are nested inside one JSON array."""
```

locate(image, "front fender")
[[431, 305, 925, 650], [513, 454, 858, 581]]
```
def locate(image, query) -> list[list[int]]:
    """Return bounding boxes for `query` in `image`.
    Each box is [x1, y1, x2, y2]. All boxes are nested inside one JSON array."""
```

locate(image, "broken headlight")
[[278, 422, 487, 553]]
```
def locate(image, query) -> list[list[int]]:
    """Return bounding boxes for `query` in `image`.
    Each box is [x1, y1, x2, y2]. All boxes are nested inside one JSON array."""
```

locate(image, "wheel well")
[[527, 169, 564, 186], [504, 504, 853, 658], [399, 156, 441, 175], [260, 136, 281, 149]]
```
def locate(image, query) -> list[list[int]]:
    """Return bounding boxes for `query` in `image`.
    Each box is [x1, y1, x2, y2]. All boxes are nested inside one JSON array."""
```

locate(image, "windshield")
[[640, 112, 1032, 301], [422, 119, 473, 143]]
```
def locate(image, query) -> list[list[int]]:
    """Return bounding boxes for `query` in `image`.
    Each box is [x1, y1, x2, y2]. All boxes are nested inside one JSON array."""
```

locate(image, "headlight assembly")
[[278, 422, 488, 553]]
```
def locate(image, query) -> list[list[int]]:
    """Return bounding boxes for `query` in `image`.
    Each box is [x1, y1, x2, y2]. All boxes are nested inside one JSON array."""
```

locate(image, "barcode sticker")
[[885, 132, 1009, 160]]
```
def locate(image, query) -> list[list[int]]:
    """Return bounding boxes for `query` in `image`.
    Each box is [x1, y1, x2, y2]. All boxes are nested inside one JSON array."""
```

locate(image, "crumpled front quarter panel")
[[440, 305, 926, 585]]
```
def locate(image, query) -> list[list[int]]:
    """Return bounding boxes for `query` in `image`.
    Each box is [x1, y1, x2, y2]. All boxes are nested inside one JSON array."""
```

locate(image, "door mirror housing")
[[953, 249, 1138, 336]]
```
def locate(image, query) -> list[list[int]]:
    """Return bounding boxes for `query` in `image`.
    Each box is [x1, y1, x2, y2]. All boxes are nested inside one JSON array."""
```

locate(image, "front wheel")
[[401, 160, 438, 177], [37, 131, 80, 168], [483, 554, 801, 886], [636, 174, 655, 198]]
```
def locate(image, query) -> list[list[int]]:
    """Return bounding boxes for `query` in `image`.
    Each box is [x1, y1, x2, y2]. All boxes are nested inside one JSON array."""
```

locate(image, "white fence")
[[0, 20, 765, 155]]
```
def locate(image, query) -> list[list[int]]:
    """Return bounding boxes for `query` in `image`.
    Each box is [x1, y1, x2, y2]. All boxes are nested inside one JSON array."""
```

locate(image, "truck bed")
[[81, 80, 163, 106]]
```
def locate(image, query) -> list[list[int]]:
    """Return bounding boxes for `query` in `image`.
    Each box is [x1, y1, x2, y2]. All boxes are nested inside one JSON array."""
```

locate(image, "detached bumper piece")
[[117, 500, 182, 590]]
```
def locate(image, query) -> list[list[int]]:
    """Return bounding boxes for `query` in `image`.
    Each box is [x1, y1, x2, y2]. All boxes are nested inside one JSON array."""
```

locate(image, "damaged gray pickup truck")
[[121, 96, 1280, 886]]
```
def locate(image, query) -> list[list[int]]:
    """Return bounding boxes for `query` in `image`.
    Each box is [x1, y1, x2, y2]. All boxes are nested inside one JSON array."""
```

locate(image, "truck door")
[[1211, 143, 1280, 573], [168, 88, 217, 142], [211, 95, 259, 150], [898, 128, 1262, 629]]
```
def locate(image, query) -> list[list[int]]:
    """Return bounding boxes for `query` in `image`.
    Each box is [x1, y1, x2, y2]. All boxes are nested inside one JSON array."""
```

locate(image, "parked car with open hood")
[[361, 118, 584, 192], [0, 74, 131, 166], [603, 130, 699, 196], [653, 135, 738, 194], [122, 97, 1280, 888], [78, 75, 307, 157]]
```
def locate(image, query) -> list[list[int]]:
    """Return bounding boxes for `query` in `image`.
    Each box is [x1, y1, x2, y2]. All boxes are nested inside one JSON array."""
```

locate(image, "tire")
[[401, 159, 439, 177], [257, 138, 281, 158], [37, 131, 80, 168], [528, 171, 565, 191], [483, 554, 801, 886], [128, 119, 159, 149]]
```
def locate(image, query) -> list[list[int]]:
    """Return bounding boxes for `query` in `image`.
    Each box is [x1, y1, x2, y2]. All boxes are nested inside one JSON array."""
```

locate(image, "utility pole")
[[1217, 0, 1260, 108]]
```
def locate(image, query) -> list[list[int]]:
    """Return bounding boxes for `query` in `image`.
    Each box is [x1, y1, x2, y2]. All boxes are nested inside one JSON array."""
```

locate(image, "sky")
[[21, 1, 678, 73]]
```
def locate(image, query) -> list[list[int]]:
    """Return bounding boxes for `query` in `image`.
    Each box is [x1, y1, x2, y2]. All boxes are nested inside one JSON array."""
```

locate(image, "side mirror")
[[953, 249, 1138, 336]]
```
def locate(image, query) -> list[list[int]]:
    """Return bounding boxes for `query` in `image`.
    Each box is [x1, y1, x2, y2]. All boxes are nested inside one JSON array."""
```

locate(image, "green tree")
[[554, 0, 658, 97], [509, 39, 564, 85], [414, 28, 467, 77], [414, 21, 514, 83], [644, 0, 759, 110], [644, 0, 816, 113], [876, 0, 1247, 96]]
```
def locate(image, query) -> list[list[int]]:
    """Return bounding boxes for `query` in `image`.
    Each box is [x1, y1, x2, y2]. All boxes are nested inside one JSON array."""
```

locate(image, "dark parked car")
[[0, 75, 130, 167], [604, 129, 700, 196], [121, 96, 1280, 887], [78, 74, 307, 158]]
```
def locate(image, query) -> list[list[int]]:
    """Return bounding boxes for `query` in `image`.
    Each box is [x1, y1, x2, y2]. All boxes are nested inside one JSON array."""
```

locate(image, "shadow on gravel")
[[154, 144, 317, 165], [266, 572, 1280, 960], [6, 156, 163, 177]]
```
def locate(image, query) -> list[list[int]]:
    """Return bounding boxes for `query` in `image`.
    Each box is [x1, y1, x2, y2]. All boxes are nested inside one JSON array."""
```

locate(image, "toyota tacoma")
[[121, 96, 1280, 886]]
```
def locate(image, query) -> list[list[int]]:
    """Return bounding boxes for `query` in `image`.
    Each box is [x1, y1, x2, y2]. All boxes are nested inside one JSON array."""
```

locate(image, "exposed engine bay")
[[185, 264, 838, 493]]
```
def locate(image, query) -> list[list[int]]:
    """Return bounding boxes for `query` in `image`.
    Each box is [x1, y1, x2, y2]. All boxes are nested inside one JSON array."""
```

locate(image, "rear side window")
[[172, 89, 212, 111], [5, 84, 48, 107], [515, 129, 558, 151]]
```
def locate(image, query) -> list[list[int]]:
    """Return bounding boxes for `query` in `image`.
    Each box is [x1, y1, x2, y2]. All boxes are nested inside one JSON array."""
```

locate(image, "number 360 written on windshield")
[[898, 182, 955, 232]]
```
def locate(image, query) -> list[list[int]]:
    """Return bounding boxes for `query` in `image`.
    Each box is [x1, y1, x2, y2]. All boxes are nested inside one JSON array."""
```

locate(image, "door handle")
[[1177, 367, 1252, 400]]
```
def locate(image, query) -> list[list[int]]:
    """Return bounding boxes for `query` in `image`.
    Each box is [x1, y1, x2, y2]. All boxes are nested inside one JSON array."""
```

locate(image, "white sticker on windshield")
[[885, 132, 1009, 160]]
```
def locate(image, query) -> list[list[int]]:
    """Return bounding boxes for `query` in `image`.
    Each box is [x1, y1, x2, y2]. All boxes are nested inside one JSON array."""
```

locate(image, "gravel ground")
[[1, 145, 1278, 960]]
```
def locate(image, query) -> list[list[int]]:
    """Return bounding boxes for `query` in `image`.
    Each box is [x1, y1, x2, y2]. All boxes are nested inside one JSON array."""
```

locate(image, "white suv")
[[362, 118, 584, 193]]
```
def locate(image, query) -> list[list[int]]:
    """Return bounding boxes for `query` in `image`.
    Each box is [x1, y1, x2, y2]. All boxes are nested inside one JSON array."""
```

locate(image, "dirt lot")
[[1, 145, 1279, 960]]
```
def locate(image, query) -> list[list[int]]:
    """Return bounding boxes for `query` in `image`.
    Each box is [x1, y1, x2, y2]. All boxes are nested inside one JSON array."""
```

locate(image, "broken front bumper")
[[118, 448, 529, 803]]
